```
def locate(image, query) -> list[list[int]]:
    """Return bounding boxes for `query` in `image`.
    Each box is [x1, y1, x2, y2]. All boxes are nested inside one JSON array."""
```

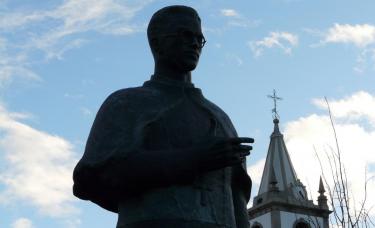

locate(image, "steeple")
[[248, 92, 332, 227], [318, 176, 329, 209], [257, 117, 308, 200]]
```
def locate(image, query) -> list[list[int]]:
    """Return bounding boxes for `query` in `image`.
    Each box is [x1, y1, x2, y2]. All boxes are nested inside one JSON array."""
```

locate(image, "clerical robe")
[[73, 75, 252, 228]]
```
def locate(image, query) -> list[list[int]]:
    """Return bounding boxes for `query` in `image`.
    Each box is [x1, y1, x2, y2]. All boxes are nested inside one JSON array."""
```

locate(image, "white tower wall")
[[249, 212, 271, 227], [280, 211, 324, 227]]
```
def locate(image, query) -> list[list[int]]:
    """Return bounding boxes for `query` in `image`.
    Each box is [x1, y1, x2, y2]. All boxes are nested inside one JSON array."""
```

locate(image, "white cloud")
[[313, 91, 375, 127], [80, 107, 92, 116], [44, 39, 88, 60], [353, 48, 375, 73], [247, 158, 266, 187], [0, 11, 48, 30], [206, 8, 259, 34], [225, 53, 244, 66], [247, 158, 266, 207], [0, 0, 149, 35], [318, 24, 375, 72], [0, 65, 41, 87], [0, 0, 153, 86], [27, 0, 147, 55], [0, 104, 79, 217], [63, 218, 82, 228], [323, 24, 375, 47], [284, 91, 375, 216], [11, 218, 33, 228], [0, 38, 41, 87], [248, 31, 299, 57], [220, 9, 239, 17]]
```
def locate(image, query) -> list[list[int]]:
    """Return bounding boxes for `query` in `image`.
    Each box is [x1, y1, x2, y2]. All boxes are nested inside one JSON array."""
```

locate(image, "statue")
[[73, 5, 254, 228]]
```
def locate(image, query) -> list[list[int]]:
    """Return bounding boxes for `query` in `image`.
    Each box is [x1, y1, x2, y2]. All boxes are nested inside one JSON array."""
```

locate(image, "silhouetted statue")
[[73, 5, 253, 228]]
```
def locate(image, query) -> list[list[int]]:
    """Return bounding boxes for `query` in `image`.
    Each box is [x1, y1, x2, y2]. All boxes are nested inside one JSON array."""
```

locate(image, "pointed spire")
[[269, 167, 279, 191], [317, 176, 328, 209], [258, 117, 305, 200], [257, 93, 308, 201], [318, 176, 325, 194], [272, 118, 281, 135]]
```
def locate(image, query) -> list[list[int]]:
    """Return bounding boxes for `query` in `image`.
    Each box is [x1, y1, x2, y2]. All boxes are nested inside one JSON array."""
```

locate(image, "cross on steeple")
[[267, 89, 282, 119]]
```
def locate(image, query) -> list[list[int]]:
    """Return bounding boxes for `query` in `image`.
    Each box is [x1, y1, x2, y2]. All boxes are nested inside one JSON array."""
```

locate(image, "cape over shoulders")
[[104, 86, 162, 105], [101, 84, 229, 119]]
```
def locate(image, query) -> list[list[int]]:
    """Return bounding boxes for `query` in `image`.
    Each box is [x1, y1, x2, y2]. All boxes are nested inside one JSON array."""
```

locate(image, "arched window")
[[251, 221, 263, 228], [293, 218, 311, 228]]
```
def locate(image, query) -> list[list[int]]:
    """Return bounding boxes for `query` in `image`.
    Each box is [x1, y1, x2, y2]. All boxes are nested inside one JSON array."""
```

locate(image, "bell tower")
[[248, 91, 331, 227]]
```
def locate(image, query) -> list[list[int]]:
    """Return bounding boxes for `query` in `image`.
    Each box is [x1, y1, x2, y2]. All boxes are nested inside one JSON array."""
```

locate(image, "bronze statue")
[[73, 5, 254, 228]]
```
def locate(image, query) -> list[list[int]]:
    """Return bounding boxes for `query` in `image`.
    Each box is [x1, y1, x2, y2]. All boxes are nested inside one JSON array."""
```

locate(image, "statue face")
[[156, 16, 203, 72]]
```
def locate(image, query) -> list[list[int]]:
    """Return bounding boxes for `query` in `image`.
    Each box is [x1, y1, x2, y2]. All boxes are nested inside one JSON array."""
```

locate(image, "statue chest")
[[135, 96, 237, 227], [143, 96, 228, 150]]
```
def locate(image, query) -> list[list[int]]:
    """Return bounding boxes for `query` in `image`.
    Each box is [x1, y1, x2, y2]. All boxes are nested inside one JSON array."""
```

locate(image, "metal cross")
[[267, 89, 282, 119]]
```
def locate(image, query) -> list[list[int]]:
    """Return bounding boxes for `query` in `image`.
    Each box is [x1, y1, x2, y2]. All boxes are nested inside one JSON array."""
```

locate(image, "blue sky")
[[0, 0, 374, 227]]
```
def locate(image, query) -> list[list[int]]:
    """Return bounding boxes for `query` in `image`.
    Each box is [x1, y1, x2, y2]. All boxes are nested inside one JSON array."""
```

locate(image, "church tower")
[[248, 91, 331, 228]]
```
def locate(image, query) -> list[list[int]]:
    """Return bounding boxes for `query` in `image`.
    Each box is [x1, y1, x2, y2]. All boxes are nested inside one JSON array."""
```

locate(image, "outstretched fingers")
[[198, 136, 254, 171], [226, 137, 254, 145]]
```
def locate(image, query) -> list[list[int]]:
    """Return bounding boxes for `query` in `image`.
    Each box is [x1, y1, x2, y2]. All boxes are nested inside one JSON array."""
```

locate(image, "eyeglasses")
[[160, 30, 207, 48]]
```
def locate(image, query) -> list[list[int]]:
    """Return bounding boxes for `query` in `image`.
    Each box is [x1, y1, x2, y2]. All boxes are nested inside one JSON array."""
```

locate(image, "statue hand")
[[191, 137, 254, 173]]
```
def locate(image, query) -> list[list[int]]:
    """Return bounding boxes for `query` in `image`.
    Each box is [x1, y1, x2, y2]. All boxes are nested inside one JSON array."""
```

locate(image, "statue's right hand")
[[189, 137, 254, 173]]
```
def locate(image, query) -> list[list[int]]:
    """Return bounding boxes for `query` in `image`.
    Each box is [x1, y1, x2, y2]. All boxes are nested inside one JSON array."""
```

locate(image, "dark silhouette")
[[73, 5, 253, 228]]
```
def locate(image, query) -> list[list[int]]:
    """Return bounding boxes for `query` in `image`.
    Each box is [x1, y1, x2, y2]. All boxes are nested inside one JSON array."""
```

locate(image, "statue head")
[[147, 5, 205, 73]]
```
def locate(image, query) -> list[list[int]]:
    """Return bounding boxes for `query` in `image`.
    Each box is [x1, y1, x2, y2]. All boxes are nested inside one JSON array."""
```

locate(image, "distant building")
[[248, 118, 331, 228]]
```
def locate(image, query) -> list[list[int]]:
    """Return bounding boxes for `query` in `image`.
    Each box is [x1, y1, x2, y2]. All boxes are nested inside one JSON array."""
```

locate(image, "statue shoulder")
[[202, 97, 238, 136], [102, 86, 161, 110], [203, 97, 229, 117]]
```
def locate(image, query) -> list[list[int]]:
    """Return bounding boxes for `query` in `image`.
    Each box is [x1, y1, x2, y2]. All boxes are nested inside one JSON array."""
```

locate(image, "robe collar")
[[143, 75, 203, 97]]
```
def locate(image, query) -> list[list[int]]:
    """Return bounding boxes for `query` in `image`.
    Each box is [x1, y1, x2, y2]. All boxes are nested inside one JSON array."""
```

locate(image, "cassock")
[[73, 75, 252, 228]]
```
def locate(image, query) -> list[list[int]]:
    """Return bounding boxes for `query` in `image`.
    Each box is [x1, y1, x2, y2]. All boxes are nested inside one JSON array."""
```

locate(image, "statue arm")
[[111, 137, 253, 195], [73, 90, 150, 210], [73, 91, 199, 203], [232, 160, 252, 228]]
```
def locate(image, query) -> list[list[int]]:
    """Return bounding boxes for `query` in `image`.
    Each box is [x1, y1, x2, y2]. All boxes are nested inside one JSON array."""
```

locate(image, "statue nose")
[[186, 37, 200, 49]]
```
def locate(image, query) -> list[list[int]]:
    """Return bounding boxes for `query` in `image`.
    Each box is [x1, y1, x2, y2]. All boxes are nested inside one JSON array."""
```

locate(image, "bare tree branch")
[[311, 97, 373, 227]]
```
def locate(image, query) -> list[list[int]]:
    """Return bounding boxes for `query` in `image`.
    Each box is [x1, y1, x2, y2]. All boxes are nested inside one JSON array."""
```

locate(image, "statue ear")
[[150, 38, 162, 55]]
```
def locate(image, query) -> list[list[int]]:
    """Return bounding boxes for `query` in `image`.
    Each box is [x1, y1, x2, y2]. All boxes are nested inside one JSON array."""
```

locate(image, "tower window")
[[251, 222, 263, 228], [293, 219, 311, 228]]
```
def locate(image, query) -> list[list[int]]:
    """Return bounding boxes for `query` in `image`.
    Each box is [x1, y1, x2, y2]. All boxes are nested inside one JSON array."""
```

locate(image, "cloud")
[[353, 48, 375, 73], [0, 11, 46, 30], [220, 9, 239, 17], [247, 158, 266, 207], [24, 0, 150, 56], [323, 24, 375, 47], [11, 218, 34, 228], [247, 158, 266, 188], [283, 91, 375, 216], [0, 0, 150, 35], [225, 53, 244, 66], [0, 37, 41, 87], [248, 31, 299, 57], [313, 91, 375, 127], [317, 24, 375, 72], [80, 107, 92, 116], [0, 0, 153, 86], [205, 8, 259, 34], [0, 104, 79, 217]]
